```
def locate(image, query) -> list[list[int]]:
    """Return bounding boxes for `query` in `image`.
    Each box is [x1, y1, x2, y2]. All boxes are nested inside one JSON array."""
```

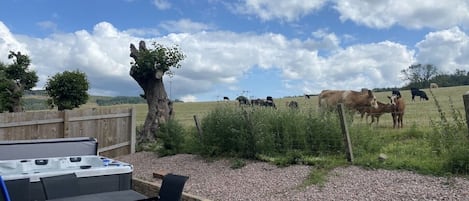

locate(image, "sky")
[[1, 0, 469, 102]]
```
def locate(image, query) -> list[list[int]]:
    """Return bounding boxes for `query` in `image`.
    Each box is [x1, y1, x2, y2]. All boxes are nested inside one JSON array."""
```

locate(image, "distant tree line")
[[374, 64, 469, 92], [96, 96, 146, 106], [22, 98, 48, 110], [24, 89, 47, 96]]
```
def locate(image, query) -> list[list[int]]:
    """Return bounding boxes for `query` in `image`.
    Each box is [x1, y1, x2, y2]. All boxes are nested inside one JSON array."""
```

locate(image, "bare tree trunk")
[[10, 82, 23, 112], [140, 76, 171, 142]]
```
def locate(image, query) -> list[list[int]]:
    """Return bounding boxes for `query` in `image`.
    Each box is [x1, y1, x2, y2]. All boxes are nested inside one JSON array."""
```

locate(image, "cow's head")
[[367, 90, 379, 109], [388, 95, 399, 105]]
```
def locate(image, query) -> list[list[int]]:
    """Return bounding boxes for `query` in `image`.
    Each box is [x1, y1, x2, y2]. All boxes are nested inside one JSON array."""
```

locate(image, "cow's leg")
[[399, 113, 404, 128], [395, 113, 401, 128]]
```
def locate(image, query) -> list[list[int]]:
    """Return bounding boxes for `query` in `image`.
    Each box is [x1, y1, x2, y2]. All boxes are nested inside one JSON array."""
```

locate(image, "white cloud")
[[180, 94, 197, 102], [124, 28, 160, 37], [334, 0, 469, 29], [36, 21, 58, 32], [231, 0, 469, 30], [416, 27, 469, 73], [0, 21, 29, 61], [153, 0, 171, 10], [160, 19, 214, 33], [233, 0, 327, 22], [9, 22, 138, 96], [318, 41, 415, 90], [306, 29, 341, 53]]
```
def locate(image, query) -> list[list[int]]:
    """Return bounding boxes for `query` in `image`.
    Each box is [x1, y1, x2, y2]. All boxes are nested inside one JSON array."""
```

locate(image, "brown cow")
[[286, 101, 299, 109], [389, 95, 405, 128], [318, 89, 378, 112], [364, 101, 395, 125]]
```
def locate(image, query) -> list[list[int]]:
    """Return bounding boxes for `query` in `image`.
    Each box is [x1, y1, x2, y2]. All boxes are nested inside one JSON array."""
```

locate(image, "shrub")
[[156, 120, 186, 156]]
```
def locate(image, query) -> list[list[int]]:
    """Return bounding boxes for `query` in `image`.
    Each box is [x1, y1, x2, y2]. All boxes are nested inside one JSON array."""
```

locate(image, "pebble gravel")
[[116, 152, 469, 201]]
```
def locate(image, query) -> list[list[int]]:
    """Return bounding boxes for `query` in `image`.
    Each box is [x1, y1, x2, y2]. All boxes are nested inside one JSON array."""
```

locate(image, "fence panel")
[[0, 107, 136, 158]]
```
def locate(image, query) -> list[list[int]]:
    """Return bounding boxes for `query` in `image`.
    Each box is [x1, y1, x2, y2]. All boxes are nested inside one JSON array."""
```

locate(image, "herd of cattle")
[[234, 96, 300, 109], [231, 87, 429, 128]]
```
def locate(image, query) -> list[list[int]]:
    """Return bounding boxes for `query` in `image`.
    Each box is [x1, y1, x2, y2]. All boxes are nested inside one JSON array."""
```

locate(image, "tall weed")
[[197, 105, 343, 163], [427, 90, 469, 174]]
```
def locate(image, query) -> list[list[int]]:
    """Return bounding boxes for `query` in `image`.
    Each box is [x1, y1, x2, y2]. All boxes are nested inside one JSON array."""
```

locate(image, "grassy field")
[[125, 85, 469, 131], [27, 85, 469, 128]]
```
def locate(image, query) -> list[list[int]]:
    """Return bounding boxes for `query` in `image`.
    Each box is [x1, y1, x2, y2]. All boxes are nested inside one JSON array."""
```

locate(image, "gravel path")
[[116, 152, 469, 201]]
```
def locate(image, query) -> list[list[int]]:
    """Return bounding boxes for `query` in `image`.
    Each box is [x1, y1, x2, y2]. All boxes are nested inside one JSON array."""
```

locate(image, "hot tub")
[[0, 155, 133, 201]]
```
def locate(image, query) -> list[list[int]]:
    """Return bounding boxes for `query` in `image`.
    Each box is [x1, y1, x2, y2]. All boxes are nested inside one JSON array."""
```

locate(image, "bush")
[[156, 120, 186, 156]]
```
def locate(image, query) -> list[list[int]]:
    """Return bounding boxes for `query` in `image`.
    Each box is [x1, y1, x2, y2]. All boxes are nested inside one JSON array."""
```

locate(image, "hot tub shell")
[[0, 138, 135, 201]]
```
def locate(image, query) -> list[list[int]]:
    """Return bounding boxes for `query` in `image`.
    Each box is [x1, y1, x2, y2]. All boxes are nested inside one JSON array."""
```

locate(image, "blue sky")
[[1, 0, 469, 102]]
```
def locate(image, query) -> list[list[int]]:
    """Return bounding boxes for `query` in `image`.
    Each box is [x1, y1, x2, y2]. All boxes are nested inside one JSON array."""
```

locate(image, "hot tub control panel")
[[0, 155, 132, 182]]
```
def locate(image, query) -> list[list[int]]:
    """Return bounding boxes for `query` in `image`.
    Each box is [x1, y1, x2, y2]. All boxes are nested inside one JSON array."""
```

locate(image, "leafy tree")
[[430, 69, 469, 87], [0, 68, 11, 112], [45, 70, 89, 110], [129, 41, 185, 142], [0, 51, 38, 112], [401, 64, 438, 87]]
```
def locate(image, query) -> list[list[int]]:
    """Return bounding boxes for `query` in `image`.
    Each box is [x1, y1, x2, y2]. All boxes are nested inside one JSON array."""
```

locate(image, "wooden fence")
[[0, 107, 136, 158]]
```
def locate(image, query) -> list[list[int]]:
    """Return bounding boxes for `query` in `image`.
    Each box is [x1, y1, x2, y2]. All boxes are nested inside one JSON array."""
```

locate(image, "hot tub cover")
[[0, 137, 98, 160]]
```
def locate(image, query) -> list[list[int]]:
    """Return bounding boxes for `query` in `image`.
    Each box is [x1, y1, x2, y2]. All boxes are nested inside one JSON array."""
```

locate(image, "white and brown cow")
[[318, 89, 378, 112]]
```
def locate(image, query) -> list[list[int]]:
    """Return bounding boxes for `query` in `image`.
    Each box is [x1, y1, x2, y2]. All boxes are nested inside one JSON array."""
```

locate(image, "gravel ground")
[[116, 152, 469, 201]]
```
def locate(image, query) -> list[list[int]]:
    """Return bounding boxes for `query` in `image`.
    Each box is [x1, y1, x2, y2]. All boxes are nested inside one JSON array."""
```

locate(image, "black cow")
[[392, 90, 401, 98], [251, 98, 265, 106], [287, 101, 299, 109], [236, 96, 250, 105], [304, 94, 314, 99], [265, 96, 276, 108], [223, 96, 230, 101], [410, 88, 429, 101], [251, 96, 276, 108]]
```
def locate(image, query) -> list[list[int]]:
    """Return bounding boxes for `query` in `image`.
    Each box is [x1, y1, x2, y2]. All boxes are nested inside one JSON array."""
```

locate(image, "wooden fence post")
[[130, 107, 137, 154], [462, 91, 469, 137], [193, 115, 203, 140], [337, 103, 354, 163], [63, 110, 70, 138]]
